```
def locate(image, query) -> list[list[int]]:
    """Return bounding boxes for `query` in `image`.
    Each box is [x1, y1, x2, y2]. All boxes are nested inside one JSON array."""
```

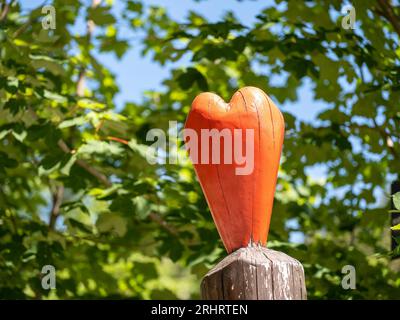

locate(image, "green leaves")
[[87, 6, 116, 26], [128, 138, 154, 162], [283, 57, 319, 80], [1, 0, 399, 300], [126, 1, 143, 14], [66, 218, 93, 235], [78, 140, 124, 156], [43, 90, 68, 104], [0, 0, 206, 300], [38, 152, 77, 177], [138, 0, 400, 300], [176, 67, 208, 91], [76, 98, 106, 110], [58, 117, 87, 129], [393, 192, 400, 211], [4, 98, 26, 115], [96, 213, 127, 237], [0, 152, 18, 172], [132, 196, 152, 219], [29, 54, 66, 76], [196, 21, 247, 39], [391, 224, 400, 231]]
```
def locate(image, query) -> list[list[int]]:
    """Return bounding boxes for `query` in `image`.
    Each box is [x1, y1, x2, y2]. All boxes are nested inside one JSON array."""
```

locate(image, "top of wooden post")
[[201, 245, 307, 300]]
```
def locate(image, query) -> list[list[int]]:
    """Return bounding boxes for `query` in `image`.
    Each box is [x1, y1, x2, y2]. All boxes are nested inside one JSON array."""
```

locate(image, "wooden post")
[[201, 246, 307, 300]]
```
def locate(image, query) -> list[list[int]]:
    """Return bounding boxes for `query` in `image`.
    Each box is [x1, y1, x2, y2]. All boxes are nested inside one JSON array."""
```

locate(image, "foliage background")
[[0, 0, 399, 299]]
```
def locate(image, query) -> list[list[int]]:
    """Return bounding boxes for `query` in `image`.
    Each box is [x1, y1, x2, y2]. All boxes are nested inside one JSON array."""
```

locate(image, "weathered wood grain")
[[201, 246, 307, 300]]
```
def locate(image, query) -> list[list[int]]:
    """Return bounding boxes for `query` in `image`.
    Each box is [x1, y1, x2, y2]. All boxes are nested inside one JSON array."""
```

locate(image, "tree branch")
[[345, 122, 399, 159], [68, 0, 103, 112], [57, 139, 112, 187], [48, 0, 102, 229], [57, 139, 181, 236], [0, 0, 10, 22], [148, 212, 180, 236], [48, 185, 64, 230], [12, 1, 46, 38], [51, 0, 177, 238], [372, 118, 399, 159], [376, 0, 400, 38]]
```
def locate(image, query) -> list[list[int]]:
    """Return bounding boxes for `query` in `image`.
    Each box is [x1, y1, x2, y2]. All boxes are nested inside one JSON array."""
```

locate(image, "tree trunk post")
[[201, 245, 307, 300]]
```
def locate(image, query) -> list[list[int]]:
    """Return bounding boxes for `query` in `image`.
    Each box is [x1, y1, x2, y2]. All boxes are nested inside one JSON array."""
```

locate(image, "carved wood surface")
[[201, 246, 307, 300], [185, 87, 285, 253]]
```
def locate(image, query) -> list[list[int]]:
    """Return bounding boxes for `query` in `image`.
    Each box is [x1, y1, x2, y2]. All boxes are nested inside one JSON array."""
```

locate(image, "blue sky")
[[21, 0, 325, 123]]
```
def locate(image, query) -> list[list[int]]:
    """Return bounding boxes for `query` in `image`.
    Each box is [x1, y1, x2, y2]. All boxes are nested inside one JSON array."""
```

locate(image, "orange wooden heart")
[[184, 87, 285, 253]]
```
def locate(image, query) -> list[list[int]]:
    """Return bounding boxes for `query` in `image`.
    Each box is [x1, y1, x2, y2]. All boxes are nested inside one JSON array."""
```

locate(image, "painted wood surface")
[[185, 87, 285, 253]]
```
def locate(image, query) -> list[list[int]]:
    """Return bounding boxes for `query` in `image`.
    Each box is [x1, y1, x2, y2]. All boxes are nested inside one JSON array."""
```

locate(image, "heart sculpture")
[[184, 87, 285, 253]]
